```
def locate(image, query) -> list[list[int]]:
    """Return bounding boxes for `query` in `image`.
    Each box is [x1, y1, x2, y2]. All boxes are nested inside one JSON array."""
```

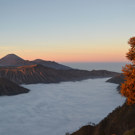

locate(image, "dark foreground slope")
[[0, 78, 29, 95], [0, 64, 119, 84], [71, 103, 135, 135]]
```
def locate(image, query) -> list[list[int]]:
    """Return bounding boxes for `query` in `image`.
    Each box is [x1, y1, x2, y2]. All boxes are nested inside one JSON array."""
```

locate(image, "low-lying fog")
[[0, 78, 125, 135]]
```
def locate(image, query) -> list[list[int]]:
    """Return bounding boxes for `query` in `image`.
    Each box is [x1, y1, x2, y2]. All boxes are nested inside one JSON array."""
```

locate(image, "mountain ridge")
[[0, 64, 119, 84], [0, 54, 71, 70]]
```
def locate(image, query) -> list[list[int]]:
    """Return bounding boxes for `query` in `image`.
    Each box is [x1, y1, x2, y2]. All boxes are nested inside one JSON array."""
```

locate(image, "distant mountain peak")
[[2, 54, 24, 60], [0, 54, 25, 66]]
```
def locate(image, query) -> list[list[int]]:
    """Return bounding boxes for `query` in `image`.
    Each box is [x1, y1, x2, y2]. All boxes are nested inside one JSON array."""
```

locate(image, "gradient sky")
[[0, 0, 135, 62]]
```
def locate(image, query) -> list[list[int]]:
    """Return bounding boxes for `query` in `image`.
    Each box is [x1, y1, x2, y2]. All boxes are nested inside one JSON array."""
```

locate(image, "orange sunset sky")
[[0, 0, 134, 62]]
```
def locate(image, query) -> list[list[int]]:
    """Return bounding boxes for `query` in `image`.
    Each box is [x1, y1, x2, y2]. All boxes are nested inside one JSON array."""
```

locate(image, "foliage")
[[123, 128, 135, 135], [121, 37, 135, 105]]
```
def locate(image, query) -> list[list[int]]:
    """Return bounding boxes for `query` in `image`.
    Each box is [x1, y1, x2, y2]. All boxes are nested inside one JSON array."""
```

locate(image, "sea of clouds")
[[0, 78, 125, 135]]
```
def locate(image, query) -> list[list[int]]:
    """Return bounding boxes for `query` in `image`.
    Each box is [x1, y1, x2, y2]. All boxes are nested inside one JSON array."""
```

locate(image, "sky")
[[0, 0, 135, 62]]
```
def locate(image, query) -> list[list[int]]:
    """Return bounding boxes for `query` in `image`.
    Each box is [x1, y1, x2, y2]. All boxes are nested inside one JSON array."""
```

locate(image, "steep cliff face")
[[0, 78, 29, 96], [71, 103, 135, 135], [0, 64, 119, 84]]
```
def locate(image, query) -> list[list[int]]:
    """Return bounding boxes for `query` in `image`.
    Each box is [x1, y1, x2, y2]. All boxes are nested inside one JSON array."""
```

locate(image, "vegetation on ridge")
[[121, 37, 135, 105]]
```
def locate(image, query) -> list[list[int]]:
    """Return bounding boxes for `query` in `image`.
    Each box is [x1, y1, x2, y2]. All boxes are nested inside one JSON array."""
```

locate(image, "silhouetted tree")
[[121, 37, 135, 105]]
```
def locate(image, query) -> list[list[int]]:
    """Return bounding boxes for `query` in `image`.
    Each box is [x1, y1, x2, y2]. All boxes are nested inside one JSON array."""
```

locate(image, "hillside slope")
[[0, 78, 29, 95], [71, 103, 135, 135], [0, 64, 119, 84]]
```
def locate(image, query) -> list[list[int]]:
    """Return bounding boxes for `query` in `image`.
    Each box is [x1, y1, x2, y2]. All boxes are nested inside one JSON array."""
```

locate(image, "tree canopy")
[[121, 37, 135, 105]]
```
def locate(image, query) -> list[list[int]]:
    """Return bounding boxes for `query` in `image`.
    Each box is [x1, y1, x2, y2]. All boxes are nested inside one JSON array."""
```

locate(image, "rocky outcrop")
[[106, 74, 125, 91], [0, 64, 119, 84], [71, 103, 135, 135], [0, 78, 29, 96], [106, 74, 125, 84]]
